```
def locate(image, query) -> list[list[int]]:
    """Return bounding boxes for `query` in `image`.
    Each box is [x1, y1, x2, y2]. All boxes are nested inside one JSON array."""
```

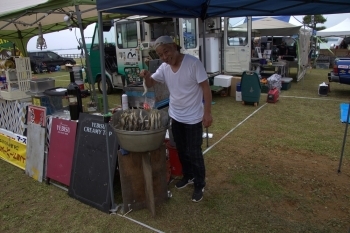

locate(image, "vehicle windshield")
[[227, 17, 248, 46]]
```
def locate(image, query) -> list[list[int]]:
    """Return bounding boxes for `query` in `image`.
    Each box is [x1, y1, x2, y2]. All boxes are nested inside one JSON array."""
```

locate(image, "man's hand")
[[139, 69, 151, 79], [203, 112, 212, 128]]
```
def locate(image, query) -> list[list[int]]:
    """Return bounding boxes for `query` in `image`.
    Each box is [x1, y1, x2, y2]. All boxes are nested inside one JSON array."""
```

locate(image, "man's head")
[[154, 35, 181, 65]]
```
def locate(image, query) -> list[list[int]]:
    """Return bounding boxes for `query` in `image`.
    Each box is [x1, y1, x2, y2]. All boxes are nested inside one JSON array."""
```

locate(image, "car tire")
[[97, 76, 113, 95]]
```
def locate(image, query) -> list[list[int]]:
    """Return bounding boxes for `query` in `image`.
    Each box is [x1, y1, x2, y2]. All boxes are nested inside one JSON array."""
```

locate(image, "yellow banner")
[[0, 133, 26, 170]]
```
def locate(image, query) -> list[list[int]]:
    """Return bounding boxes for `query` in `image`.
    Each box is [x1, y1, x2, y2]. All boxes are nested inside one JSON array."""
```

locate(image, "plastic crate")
[[32, 95, 63, 115], [0, 57, 31, 100], [281, 77, 293, 90]]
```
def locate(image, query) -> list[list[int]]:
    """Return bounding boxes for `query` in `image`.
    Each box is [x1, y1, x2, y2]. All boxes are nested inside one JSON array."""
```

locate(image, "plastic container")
[[236, 82, 241, 92], [281, 77, 293, 91], [29, 77, 55, 94], [166, 141, 182, 176], [122, 94, 128, 110], [213, 75, 232, 88], [318, 82, 328, 96]]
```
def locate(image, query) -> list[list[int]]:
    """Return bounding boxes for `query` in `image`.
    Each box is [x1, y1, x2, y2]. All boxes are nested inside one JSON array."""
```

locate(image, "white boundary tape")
[[52, 74, 69, 79], [117, 214, 165, 233], [203, 103, 268, 155], [280, 95, 345, 102]]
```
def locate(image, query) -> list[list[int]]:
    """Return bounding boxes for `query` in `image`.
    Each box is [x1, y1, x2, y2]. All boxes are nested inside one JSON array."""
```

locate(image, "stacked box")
[[229, 76, 241, 97]]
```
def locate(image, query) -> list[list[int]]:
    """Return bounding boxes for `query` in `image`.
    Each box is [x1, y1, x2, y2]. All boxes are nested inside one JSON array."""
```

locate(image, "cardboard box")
[[230, 76, 242, 97], [214, 75, 232, 88]]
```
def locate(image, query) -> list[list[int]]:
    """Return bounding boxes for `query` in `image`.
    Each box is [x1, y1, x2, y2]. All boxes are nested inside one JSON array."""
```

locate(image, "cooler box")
[[281, 77, 293, 90], [241, 71, 261, 104], [214, 75, 232, 88]]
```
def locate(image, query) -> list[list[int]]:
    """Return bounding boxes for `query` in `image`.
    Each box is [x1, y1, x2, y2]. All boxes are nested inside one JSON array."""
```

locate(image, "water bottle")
[[122, 94, 128, 110]]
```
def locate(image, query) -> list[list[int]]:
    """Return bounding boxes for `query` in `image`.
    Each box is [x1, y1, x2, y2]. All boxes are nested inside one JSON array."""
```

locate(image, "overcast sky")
[[27, 13, 350, 54]]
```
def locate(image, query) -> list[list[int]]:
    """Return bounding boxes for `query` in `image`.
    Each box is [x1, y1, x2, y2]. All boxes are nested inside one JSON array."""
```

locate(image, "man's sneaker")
[[175, 177, 194, 189], [192, 185, 205, 202]]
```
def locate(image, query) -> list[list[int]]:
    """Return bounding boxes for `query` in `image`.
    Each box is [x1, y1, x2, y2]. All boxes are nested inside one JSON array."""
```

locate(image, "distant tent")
[[238, 17, 302, 36], [316, 18, 350, 37]]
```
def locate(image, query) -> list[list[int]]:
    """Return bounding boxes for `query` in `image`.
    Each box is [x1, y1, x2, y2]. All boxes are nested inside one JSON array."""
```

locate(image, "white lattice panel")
[[0, 57, 31, 100], [15, 57, 31, 92], [0, 99, 31, 135]]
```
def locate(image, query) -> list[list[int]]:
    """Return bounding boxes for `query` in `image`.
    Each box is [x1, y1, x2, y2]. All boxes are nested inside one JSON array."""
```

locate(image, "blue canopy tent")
[[96, 0, 350, 19], [95, 0, 350, 112], [95, 0, 350, 213]]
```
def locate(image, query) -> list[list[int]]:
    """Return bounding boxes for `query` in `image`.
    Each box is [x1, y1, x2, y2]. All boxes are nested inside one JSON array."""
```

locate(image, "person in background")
[[140, 35, 213, 203], [278, 41, 288, 57]]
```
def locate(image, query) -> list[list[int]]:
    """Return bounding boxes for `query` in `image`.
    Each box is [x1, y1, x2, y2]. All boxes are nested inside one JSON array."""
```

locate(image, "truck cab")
[[328, 57, 350, 84], [86, 16, 253, 94]]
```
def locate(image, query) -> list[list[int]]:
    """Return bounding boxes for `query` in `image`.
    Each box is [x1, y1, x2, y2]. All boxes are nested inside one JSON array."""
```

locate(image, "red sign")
[[46, 118, 77, 186], [27, 105, 47, 127]]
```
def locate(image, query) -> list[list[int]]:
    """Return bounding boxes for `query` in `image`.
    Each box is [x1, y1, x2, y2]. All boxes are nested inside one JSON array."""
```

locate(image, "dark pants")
[[171, 119, 205, 187]]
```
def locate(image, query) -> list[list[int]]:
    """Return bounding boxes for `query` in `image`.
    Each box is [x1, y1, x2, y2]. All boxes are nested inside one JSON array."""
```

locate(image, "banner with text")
[[0, 133, 26, 169]]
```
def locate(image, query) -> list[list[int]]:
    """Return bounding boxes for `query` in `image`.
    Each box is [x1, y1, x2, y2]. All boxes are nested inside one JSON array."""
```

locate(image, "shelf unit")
[[0, 57, 31, 100]]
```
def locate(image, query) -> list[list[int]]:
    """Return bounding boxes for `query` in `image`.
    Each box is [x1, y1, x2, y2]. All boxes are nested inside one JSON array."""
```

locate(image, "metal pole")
[[338, 102, 350, 173], [97, 11, 117, 213], [74, 5, 97, 105], [202, 19, 209, 148]]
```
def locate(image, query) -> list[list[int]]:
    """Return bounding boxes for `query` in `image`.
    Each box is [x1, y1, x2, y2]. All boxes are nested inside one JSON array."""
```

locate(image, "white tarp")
[[0, 0, 48, 17], [317, 18, 350, 37]]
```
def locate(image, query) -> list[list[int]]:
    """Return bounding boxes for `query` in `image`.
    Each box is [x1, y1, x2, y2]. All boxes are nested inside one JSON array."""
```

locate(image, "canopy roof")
[[96, 0, 350, 19], [0, 0, 127, 55], [238, 17, 302, 36], [316, 18, 350, 37]]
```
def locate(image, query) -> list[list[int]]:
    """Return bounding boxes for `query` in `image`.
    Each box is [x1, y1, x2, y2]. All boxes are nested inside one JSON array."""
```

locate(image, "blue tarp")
[[96, 0, 350, 19], [340, 103, 350, 123]]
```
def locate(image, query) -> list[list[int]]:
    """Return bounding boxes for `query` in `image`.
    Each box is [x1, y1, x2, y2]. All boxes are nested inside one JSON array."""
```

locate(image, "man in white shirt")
[[140, 35, 213, 202]]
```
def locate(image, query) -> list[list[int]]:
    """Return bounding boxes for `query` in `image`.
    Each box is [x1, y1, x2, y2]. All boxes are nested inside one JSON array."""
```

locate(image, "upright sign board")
[[27, 105, 47, 127], [46, 118, 78, 186], [68, 113, 118, 213], [25, 123, 45, 182]]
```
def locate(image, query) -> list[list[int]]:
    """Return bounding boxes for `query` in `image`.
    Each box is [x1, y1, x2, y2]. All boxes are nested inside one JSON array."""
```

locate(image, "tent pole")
[[338, 102, 350, 173], [74, 5, 98, 105], [97, 10, 117, 213], [202, 19, 209, 148]]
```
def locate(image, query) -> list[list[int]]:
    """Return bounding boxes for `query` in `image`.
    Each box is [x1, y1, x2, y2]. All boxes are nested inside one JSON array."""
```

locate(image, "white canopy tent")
[[253, 17, 302, 36], [317, 18, 350, 37], [235, 17, 311, 81], [0, 0, 127, 56], [236, 17, 302, 36]]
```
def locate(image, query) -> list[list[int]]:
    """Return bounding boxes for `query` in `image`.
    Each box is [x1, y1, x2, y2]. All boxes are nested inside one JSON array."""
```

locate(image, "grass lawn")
[[1, 67, 350, 232]]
